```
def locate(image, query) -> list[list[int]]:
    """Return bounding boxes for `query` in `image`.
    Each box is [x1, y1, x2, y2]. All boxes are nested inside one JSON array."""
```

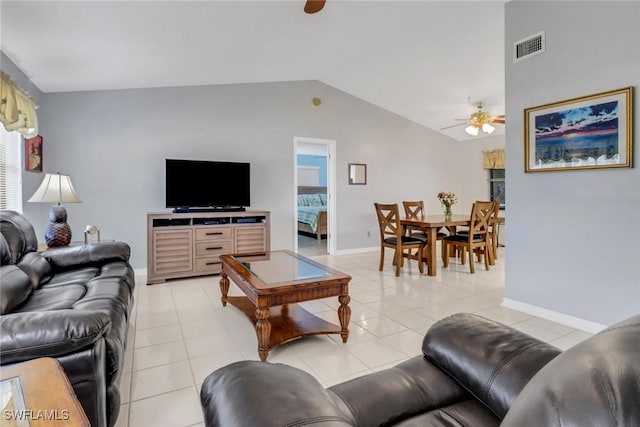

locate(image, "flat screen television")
[[165, 159, 250, 209]]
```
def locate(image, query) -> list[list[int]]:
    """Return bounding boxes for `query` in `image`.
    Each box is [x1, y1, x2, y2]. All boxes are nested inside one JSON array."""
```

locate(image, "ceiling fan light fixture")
[[465, 125, 479, 136], [482, 123, 495, 134], [441, 101, 505, 137]]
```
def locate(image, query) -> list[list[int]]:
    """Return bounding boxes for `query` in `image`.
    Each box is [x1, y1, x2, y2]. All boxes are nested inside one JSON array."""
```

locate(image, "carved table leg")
[[338, 294, 351, 343], [281, 304, 290, 321], [255, 307, 272, 361], [219, 272, 229, 307]]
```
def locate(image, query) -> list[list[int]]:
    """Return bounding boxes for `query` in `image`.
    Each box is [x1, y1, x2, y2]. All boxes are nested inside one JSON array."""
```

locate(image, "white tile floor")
[[297, 233, 327, 256], [116, 246, 593, 427]]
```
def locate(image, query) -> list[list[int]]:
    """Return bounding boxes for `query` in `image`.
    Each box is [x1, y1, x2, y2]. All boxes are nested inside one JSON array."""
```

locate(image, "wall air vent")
[[513, 31, 545, 63]]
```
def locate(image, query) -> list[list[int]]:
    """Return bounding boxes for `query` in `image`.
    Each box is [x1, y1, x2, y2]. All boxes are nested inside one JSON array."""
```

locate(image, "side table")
[[0, 358, 89, 426]]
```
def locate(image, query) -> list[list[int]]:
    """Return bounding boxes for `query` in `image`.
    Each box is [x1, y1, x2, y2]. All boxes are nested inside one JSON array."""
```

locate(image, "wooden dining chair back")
[[374, 203, 425, 276], [442, 201, 495, 273], [401, 200, 448, 243], [402, 200, 424, 218]]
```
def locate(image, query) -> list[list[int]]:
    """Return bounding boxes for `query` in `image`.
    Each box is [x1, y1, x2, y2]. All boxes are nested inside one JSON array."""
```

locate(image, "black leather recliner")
[[0, 210, 135, 427], [200, 312, 640, 426]]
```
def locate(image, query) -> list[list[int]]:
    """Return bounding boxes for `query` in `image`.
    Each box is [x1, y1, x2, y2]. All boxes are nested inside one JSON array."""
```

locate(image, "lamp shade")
[[28, 172, 82, 204], [465, 125, 479, 136], [482, 123, 496, 134]]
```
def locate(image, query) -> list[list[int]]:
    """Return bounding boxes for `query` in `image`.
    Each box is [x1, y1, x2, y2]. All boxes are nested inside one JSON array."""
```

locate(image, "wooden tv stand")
[[146, 210, 270, 285]]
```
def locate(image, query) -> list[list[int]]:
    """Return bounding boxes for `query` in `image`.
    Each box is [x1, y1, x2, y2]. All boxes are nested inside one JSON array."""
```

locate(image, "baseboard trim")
[[333, 247, 379, 256], [134, 268, 147, 277], [502, 298, 606, 333]]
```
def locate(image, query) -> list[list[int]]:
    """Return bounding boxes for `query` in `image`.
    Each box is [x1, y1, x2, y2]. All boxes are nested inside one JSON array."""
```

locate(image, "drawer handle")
[[206, 246, 224, 250], [206, 261, 222, 266], [206, 232, 224, 236]]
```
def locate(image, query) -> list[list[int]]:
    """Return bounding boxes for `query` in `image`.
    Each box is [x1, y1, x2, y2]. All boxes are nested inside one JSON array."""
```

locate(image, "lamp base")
[[45, 206, 72, 247]]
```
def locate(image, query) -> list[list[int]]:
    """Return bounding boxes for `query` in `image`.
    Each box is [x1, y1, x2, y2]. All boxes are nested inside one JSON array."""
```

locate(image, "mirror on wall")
[[348, 163, 367, 185]]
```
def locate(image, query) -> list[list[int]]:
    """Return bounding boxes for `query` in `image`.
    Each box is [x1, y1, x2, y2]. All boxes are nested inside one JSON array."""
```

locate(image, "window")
[[489, 169, 505, 209], [0, 125, 23, 212]]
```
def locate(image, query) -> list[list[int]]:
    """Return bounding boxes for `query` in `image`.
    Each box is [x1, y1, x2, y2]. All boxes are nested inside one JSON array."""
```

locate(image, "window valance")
[[0, 71, 38, 138], [483, 149, 505, 169]]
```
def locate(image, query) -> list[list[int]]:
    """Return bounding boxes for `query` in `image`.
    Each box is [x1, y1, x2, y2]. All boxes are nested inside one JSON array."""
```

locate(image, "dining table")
[[400, 214, 470, 276], [400, 214, 505, 276]]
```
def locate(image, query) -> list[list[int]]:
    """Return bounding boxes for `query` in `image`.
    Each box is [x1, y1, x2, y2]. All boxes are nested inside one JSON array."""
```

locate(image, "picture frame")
[[348, 163, 367, 185], [24, 135, 43, 173], [524, 87, 633, 172]]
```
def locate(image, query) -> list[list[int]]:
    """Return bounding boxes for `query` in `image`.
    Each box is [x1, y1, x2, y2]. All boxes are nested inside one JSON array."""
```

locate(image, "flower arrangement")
[[437, 192, 457, 208]]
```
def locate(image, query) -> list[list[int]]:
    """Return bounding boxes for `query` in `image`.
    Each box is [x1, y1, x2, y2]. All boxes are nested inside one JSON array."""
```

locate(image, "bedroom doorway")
[[294, 137, 336, 256]]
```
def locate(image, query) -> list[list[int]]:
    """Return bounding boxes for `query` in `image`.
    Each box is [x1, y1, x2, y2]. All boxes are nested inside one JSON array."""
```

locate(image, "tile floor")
[[297, 233, 327, 256], [116, 246, 593, 427]]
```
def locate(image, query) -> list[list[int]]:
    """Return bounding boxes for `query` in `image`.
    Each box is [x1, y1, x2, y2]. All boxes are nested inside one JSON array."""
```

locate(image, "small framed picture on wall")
[[25, 135, 43, 172]]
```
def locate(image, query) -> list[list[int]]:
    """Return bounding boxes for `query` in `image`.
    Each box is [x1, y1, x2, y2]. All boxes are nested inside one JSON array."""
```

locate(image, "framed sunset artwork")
[[524, 87, 633, 172]]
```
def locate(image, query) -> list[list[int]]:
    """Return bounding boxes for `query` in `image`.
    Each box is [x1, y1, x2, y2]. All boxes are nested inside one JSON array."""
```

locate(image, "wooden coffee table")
[[219, 250, 351, 361]]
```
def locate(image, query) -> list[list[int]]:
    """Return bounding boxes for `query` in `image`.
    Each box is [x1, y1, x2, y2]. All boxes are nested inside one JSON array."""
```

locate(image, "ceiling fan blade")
[[492, 118, 506, 124], [304, 0, 326, 14], [440, 122, 469, 130]]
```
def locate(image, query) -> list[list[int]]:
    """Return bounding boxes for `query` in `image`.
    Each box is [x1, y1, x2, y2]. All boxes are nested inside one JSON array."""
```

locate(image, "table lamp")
[[28, 172, 82, 247]]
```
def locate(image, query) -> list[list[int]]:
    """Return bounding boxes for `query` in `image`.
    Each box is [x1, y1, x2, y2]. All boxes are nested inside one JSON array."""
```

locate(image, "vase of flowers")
[[437, 192, 457, 220]]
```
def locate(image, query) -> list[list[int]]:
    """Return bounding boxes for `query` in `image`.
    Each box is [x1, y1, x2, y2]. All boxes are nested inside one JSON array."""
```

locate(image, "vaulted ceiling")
[[0, 1, 505, 141]]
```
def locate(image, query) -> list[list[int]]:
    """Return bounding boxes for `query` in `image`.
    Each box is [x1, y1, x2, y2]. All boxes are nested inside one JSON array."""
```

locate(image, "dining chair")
[[402, 200, 448, 241], [441, 200, 495, 273], [375, 203, 426, 276], [488, 200, 500, 263], [402, 200, 426, 239], [456, 200, 500, 265]]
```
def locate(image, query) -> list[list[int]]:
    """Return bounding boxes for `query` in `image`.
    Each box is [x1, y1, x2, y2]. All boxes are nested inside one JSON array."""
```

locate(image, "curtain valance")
[[483, 149, 505, 169], [0, 71, 38, 138]]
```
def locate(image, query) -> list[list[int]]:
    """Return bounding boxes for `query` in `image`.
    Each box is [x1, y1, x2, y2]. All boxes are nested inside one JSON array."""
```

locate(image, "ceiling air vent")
[[513, 31, 545, 63]]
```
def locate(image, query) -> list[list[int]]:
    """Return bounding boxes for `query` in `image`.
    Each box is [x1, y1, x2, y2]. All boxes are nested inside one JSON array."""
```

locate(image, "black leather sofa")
[[201, 312, 640, 427], [0, 210, 135, 427]]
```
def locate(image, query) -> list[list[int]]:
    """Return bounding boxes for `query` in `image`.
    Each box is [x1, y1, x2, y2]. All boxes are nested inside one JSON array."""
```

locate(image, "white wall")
[[25, 79, 481, 269], [505, 1, 640, 326]]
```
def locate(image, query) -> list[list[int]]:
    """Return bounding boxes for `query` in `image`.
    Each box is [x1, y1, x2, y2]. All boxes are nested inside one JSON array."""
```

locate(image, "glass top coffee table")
[[219, 250, 352, 361]]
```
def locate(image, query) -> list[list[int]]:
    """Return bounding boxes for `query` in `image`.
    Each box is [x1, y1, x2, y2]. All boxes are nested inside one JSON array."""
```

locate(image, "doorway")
[[293, 137, 336, 256]]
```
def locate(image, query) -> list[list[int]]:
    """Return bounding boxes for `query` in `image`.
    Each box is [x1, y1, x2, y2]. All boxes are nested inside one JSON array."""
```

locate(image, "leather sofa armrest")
[[0, 309, 112, 365], [422, 313, 561, 419], [501, 315, 640, 427], [200, 361, 353, 427], [43, 242, 131, 270]]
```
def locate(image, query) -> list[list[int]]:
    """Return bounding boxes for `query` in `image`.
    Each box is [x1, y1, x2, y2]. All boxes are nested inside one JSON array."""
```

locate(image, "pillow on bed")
[[319, 194, 327, 205], [306, 194, 322, 206], [298, 194, 322, 206]]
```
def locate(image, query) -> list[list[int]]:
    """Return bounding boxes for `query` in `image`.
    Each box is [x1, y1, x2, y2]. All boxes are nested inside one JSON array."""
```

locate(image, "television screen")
[[166, 159, 250, 208]]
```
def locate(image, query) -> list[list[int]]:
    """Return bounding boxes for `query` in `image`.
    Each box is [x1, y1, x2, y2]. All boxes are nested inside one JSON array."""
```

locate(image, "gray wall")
[[21, 79, 499, 269], [505, 1, 640, 325]]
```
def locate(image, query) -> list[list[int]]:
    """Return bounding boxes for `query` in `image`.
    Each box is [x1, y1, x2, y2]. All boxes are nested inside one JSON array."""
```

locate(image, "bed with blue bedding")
[[297, 189, 327, 240]]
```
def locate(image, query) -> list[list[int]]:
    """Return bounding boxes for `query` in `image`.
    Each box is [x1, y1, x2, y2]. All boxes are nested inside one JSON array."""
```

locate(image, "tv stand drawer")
[[195, 257, 223, 274], [195, 227, 232, 241], [195, 241, 233, 257]]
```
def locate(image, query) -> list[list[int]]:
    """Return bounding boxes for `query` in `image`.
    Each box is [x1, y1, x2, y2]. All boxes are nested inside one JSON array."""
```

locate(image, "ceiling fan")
[[441, 102, 505, 136], [304, 0, 326, 14]]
